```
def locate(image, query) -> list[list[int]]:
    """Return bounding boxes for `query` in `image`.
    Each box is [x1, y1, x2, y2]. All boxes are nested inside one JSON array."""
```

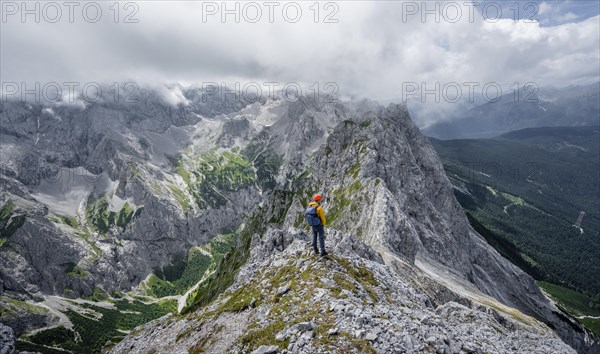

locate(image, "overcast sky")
[[1, 0, 599, 124]]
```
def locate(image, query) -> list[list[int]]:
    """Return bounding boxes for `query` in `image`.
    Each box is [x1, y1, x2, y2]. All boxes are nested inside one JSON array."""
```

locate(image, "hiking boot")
[[320, 251, 328, 257], [313, 247, 319, 256]]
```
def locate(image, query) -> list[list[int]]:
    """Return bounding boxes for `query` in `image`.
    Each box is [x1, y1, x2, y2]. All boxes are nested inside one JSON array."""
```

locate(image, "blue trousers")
[[312, 225, 325, 253]]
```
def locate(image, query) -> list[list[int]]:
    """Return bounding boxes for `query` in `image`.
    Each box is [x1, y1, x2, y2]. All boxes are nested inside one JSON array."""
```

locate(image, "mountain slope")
[[112, 103, 598, 353]]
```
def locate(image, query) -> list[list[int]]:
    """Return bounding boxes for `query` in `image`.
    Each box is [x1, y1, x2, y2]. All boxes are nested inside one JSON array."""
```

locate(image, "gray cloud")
[[1, 1, 598, 125]]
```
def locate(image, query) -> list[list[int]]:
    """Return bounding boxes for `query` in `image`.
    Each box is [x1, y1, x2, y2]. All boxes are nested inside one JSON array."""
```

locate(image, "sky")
[[1, 0, 599, 125]]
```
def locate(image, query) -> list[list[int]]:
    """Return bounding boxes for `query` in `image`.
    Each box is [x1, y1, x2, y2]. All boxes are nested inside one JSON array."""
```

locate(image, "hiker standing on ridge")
[[305, 194, 328, 257]]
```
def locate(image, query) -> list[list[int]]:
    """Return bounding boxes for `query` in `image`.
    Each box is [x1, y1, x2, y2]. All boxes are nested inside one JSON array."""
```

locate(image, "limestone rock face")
[[109, 100, 597, 353], [0, 324, 16, 354]]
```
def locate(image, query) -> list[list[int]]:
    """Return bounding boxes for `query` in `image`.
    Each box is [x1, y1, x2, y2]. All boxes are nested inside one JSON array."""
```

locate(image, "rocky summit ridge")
[[110, 231, 575, 354]]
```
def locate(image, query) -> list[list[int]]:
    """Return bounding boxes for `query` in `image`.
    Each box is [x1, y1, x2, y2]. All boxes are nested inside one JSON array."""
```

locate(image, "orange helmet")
[[313, 194, 323, 202]]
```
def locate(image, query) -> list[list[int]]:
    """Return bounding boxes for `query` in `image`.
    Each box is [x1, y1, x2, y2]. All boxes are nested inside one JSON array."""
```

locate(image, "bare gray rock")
[[0, 324, 16, 354], [251, 345, 279, 354]]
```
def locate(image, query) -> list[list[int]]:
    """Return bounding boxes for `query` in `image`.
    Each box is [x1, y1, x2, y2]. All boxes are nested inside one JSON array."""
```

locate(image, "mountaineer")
[[305, 193, 327, 257]]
